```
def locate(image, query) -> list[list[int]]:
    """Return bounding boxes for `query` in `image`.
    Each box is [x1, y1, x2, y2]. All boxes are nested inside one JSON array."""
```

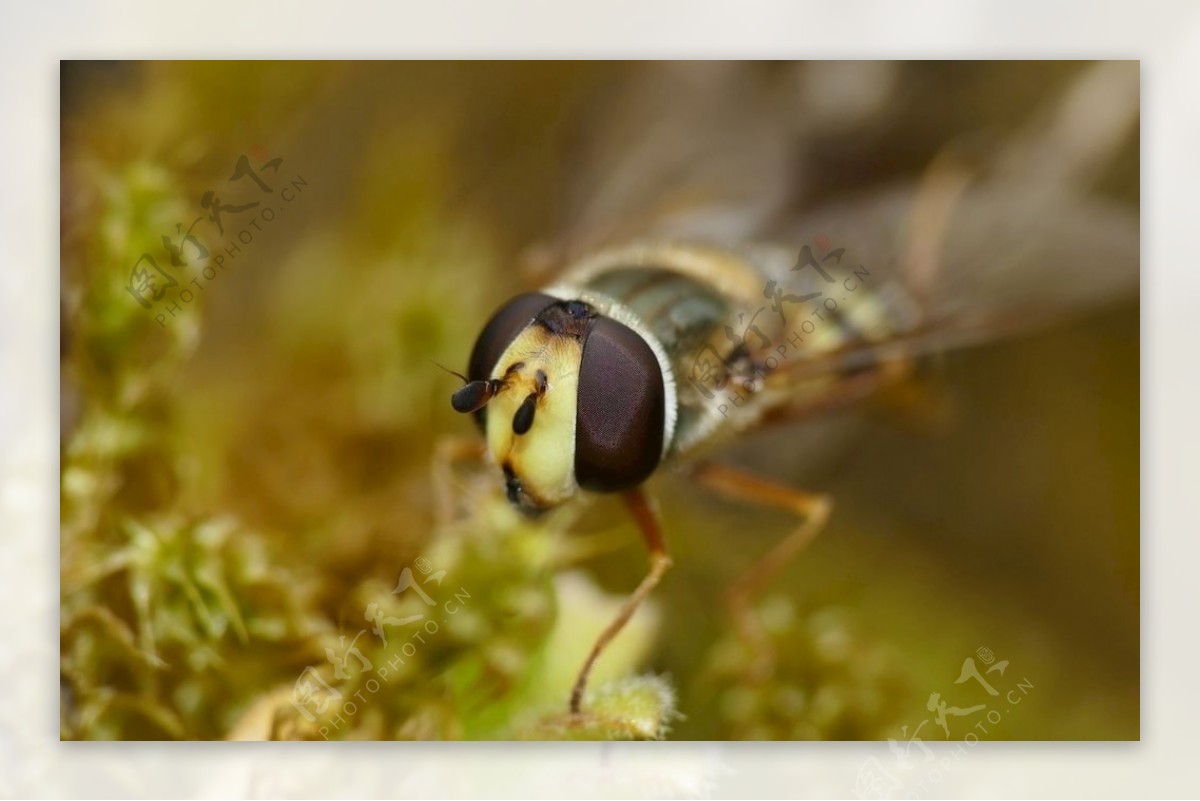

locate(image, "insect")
[[441, 62, 1139, 716]]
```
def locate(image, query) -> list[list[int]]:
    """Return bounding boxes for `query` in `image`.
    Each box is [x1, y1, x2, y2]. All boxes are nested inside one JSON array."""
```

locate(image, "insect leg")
[[569, 487, 673, 715], [431, 435, 486, 526], [691, 462, 832, 676]]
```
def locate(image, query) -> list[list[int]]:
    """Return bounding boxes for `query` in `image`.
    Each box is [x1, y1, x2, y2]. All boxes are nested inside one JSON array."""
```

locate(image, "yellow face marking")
[[485, 326, 583, 508]]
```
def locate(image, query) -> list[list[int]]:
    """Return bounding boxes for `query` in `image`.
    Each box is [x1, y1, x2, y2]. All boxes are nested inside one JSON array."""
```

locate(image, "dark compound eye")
[[574, 317, 666, 492], [464, 292, 558, 429]]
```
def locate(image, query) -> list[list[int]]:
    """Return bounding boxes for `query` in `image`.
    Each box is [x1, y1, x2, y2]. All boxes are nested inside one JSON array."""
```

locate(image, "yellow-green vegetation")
[[60, 62, 1138, 741]]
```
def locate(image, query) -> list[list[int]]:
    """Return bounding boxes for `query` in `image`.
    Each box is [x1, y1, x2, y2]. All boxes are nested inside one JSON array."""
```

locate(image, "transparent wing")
[[550, 61, 802, 256], [759, 177, 1139, 386], [764, 61, 1139, 383], [556, 61, 1138, 381]]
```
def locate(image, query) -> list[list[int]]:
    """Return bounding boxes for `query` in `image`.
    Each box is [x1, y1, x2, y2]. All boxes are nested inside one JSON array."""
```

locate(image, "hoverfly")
[[442, 61, 1139, 715]]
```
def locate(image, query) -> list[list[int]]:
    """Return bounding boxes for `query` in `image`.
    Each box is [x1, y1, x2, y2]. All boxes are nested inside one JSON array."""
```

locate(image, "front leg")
[[568, 487, 673, 715]]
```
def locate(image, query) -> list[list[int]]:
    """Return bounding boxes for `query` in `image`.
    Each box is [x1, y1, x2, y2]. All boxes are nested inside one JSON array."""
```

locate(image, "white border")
[[4, 0, 1197, 797]]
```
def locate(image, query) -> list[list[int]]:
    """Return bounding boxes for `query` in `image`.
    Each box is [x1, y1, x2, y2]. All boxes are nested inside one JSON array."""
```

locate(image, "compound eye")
[[464, 292, 558, 427], [574, 317, 666, 492]]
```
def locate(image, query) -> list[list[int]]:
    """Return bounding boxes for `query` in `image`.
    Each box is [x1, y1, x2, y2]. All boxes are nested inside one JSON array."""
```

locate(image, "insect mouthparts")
[[504, 472, 522, 504]]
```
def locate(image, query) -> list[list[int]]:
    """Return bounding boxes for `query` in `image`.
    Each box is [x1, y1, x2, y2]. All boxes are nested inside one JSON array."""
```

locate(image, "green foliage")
[[697, 599, 908, 740], [523, 676, 678, 740]]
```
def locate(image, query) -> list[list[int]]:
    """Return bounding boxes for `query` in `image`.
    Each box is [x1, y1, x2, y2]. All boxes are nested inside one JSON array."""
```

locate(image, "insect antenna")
[[432, 360, 470, 384], [451, 379, 505, 414], [435, 360, 506, 414], [512, 392, 538, 435]]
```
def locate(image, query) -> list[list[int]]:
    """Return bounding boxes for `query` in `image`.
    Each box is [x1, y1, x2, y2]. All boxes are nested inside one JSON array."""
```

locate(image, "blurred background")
[[59, 61, 1138, 741]]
